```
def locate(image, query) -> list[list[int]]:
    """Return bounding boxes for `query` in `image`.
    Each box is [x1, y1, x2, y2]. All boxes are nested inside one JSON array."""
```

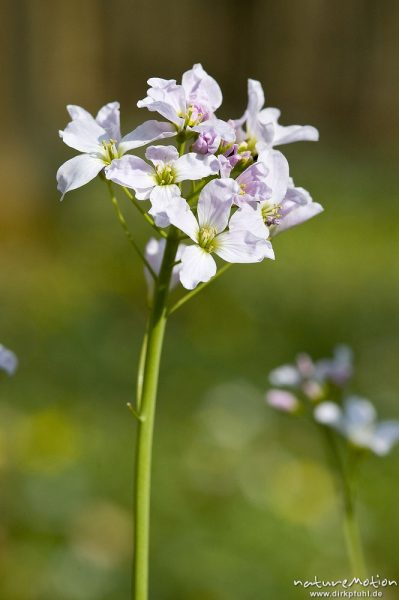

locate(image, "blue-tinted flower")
[[314, 397, 399, 456]]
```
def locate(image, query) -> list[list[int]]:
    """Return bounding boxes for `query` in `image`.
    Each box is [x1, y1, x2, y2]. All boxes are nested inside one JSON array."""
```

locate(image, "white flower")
[[137, 64, 235, 142], [271, 179, 324, 236], [105, 145, 219, 227], [144, 237, 185, 295], [233, 146, 323, 239], [57, 102, 175, 198], [229, 148, 290, 240], [314, 397, 399, 456], [233, 160, 272, 208], [166, 178, 274, 290], [0, 344, 18, 376], [235, 79, 319, 148]]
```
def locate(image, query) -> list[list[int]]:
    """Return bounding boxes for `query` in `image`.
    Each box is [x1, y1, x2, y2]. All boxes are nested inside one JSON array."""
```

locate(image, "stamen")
[[185, 103, 208, 128], [101, 139, 120, 164], [198, 225, 218, 252], [155, 164, 176, 186], [261, 202, 281, 226]]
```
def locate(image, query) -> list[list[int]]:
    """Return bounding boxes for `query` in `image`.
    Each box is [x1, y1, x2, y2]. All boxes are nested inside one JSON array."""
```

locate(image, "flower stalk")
[[132, 227, 179, 600], [320, 427, 367, 579]]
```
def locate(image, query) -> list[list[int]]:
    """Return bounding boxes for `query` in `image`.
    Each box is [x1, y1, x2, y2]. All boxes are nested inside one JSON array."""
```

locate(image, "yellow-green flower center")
[[101, 139, 121, 164], [198, 225, 218, 253], [245, 138, 257, 155], [261, 202, 281, 225], [183, 104, 206, 128], [154, 164, 176, 186]]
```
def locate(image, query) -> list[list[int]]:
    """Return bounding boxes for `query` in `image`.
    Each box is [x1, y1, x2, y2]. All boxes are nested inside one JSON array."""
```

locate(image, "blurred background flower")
[[1, 1, 399, 598], [0, 345, 18, 376]]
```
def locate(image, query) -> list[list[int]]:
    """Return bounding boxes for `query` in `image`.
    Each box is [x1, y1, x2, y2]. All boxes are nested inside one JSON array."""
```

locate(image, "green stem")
[[127, 402, 144, 422], [320, 427, 367, 579], [343, 498, 367, 581], [168, 263, 232, 315], [136, 331, 148, 411], [132, 227, 179, 600]]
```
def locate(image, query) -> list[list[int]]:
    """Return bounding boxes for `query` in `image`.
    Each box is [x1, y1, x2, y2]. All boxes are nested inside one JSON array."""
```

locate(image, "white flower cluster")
[[266, 346, 399, 456], [57, 64, 323, 290]]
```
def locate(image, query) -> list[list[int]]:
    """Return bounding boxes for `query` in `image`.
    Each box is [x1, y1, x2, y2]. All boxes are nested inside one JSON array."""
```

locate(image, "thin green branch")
[[127, 402, 145, 422], [168, 263, 232, 316], [106, 181, 157, 279], [121, 186, 167, 238]]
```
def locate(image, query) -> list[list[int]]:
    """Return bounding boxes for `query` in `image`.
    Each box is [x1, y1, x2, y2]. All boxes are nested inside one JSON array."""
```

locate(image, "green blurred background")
[[1, 1, 398, 598]]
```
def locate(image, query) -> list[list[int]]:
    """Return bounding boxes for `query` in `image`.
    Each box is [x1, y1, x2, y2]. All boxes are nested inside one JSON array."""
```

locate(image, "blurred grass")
[[0, 139, 398, 599]]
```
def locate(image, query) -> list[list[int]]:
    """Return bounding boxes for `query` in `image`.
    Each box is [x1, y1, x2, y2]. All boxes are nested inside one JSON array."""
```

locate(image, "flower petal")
[[179, 245, 217, 290], [273, 198, 323, 235], [175, 153, 219, 182], [145, 145, 179, 165], [197, 178, 238, 232], [96, 101, 121, 141], [166, 196, 199, 241], [0, 344, 18, 376], [269, 364, 302, 386], [57, 154, 104, 199], [216, 229, 274, 263], [119, 120, 176, 153], [266, 389, 299, 413], [182, 63, 222, 113], [371, 421, 399, 456], [273, 123, 319, 145], [258, 147, 290, 205], [314, 402, 343, 426], [245, 80, 276, 143], [144, 237, 185, 294], [193, 118, 235, 142], [258, 107, 281, 123], [237, 160, 268, 185], [148, 184, 181, 227], [247, 79, 265, 116], [60, 118, 107, 153], [229, 204, 269, 240], [235, 161, 271, 206], [344, 396, 377, 429], [105, 155, 155, 197], [137, 79, 186, 127], [67, 105, 93, 121]]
